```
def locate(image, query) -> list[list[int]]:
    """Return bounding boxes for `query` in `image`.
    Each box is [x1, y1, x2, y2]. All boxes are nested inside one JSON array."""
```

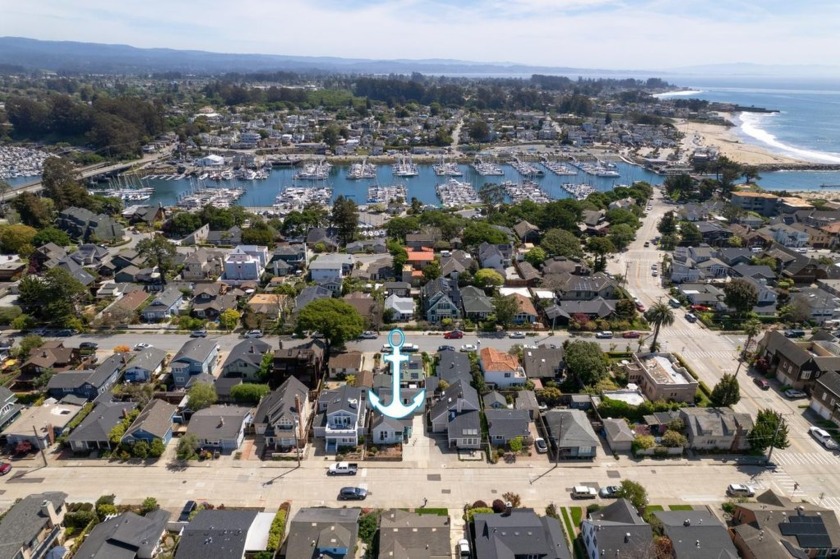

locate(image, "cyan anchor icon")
[[369, 329, 425, 419]]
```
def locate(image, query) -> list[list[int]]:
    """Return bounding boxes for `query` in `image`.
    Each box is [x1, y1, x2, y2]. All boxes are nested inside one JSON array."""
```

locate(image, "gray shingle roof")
[[254, 376, 308, 428], [378, 509, 450, 559], [543, 409, 598, 448], [0, 492, 67, 559], [125, 347, 168, 374], [175, 510, 258, 559], [67, 401, 136, 446], [485, 409, 531, 440], [435, 350, 472, 384], [73, 510, 170, 559], [654, 510, 738, 559], [223, 339, 271, 370], [473, 509, 571, 559], [187, 405, 251, 441], [123, 399, 177, 441], [173, 338, 218, 364], [283, 507, 360, 559]]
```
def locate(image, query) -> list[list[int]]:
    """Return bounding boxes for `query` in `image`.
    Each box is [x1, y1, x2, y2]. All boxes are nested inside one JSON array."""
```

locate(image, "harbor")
[[0, 146, 51, 180]]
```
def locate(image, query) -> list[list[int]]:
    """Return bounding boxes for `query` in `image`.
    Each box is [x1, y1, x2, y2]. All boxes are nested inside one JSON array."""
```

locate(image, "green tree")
[[219, 308, 241, 331], [422, 258, 441, 281], [468, 119, 490, 141], [659, 234, 678, 251], [605, 208, 639, 229], [679, 221, 702, 246], [742, 319, 762, 356], [331, 195, 359, 246], [11, 191, 54, 229], [644, 302, 675, 352], [474, 268, 504, 288], [385, 216, 421, 241], [136, 235, 177, 285], [749, 409, 790, 454], [140, 497, 159, 515], [564, 340, 609, 386], [241, 220, 276, 246], [177, 433, 200, 460], [462, 222, 508, 247], [724, 279, 759, 317], [230, 383, 271, 404], [608, 223, 635, 251], [540, 228, 582, 259], [187, 383, 218, 411], [710, 374, 741, 407], [41, 156, 90, 212], [508, 436, 524, 453], [524, 247, 547, 268], [536, 386, 562, 407], [0, 224, 37, 256], [16, 334, 43, 358], [148, 438, 166, 458], [657, 211, 678, 235], [587, 237, 615, 272], [492, 294, 519, 328], [297, 298, 365, 355], [33, 367, 56, 389], [165, 211, 203, 237], [615, 479, 649, 511], [661, 430, 687, 448], [32, 226, 71, 247], [17, 267, 88, 325]]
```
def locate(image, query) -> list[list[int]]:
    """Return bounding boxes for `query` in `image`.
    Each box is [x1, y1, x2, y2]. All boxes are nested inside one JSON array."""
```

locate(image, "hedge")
[[266, 503, 290, 552]]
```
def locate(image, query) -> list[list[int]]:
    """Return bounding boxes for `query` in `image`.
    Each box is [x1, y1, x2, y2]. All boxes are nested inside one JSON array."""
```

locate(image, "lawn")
[[415, 508, 449, 517], [645, 505, 665, 513], [668, 504, 694, 511]]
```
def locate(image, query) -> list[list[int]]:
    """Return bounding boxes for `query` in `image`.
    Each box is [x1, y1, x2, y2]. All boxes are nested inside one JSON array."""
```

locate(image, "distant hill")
[[0, 36, 651, 77]]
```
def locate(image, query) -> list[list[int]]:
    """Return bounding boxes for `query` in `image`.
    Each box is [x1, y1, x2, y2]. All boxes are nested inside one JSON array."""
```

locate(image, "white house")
[[385, 294, 414, 321], [313, 385, 366, 453], [224, 248, 264, 281], [197, 154, 225, 167], [479, 347, 526, 388], [309, 253, 355, 283]]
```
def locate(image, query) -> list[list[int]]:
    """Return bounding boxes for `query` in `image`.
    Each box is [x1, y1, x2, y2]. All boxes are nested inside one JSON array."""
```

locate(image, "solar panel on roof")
[[797, 534, 832, 548]]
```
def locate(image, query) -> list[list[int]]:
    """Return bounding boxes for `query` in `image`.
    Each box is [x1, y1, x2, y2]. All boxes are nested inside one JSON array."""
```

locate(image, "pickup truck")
[[327, 462, 359, 476]]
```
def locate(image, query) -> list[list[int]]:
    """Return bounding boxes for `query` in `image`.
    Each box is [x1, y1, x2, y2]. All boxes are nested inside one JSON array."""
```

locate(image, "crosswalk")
[[771, 451, 840, 467], [679, 349, 738, 361]]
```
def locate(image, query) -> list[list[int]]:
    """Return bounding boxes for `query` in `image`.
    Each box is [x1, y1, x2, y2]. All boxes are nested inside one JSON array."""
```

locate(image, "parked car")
[[0, 462, 11, 476], [595, 331, 613, 339], [508, 331, 526, 339], [598, 486, 619, 499], [643, 241, 650, 247], [178, 500, 197, 522], [79, 342, 98, 350], [359, 331, 378, 339], [534, 438, 548, 454], [338, 487, 368, 501], [381, 344, 393, 353], [457, 538, 471, 558], [785, 329, 806, 338], [635, 302, 645, 312], [726, 484, 755, 497], [685, 313, 697, 323], [328, 462, 359, 476], [438, 345, 456, 352], [402, 343, 420, 352], [460, 344, 477, 352], [444, 330, 464, 339], [753, 377, 771, 390], [243, 330, 263, 338], [134, 343, 152, 351], [691, 304, 711, 312], [809, 426, 839, 450], [571, 486, 598, 499], [784, 389, 808, 399], [651, 270, 658, 277], [622, 331, 641, 339], [190, 329, 207, 338]]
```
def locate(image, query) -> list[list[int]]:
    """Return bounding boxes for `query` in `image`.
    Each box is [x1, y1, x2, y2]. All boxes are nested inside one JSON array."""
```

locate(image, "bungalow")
[[370, 412, 410, 445], [328, 351, 364, 379], [545, 298, 618, 325], [170, 339, 220, 388], [522, 346, 565, 381], [483, 390, 508, 410], [141, 286, 183, 322], [222, 339, 271, 381], [406, 232, 437, 249], [484, 409, 531, 446], [543, 409, 598, 459], [383, 281, 411, 297], [314, 385, 367, 452], [479, 347, 526, 388], [122, 399, 177, 446], [294, 285, 333, 311], [460, 285, 494, 320], [342, 292, 378, 327], [309, 253, 355, 283], [253, 376, 309, 450], [513, 220, 540, 243], [282, 508, 360, 559], [47, 353, 125, 401], [378, 509, 451, 559], [67, 400, 136, 453], [246, 293, 289, 319], [384, 293, 414, 321], [512, 293, 539, 324], [74, 510, 171, 559], [603, 417, 635, 453], [4, 400, 83, 450], [187, 405, 252, 453], [123, 347, 168, 383]]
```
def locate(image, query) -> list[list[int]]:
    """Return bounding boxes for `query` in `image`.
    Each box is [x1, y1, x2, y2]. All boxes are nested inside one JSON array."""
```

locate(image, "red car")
[[691, 304, 711, 312], [443, 330, 464, 339], [0, 462, 11, 476], [622, 331, 641, 339], [635, 303, 645, 312]]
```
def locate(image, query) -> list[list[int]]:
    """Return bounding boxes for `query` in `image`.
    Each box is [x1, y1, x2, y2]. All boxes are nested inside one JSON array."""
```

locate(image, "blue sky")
[[1, 0, 836, 69]]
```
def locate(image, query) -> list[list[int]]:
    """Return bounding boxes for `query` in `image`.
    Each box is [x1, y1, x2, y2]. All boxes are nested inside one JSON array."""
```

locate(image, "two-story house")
[[141, 286, 183, 322], [581, 500, 653, 559], [479, 347, 526, 388], [314, 385, 366, 452], [0, 492, 67, 559], [46, 353, 125, 401], [429, 379, 481, 450], [224, 246, 268, 282], [170, 339, 220, 388], [181, 248, 224, 281], [254, 376, 309, 451], [123, 347, 168, 383], [555, 272, 618, 300], [309, 253, 355, 286], [679, 407, 753, 451], [222, 339, 272, 381], [460, 285, 494, 320], [421, 277, 461, 323], [757, 330, 840, 390], [269, 244, 307, 275]]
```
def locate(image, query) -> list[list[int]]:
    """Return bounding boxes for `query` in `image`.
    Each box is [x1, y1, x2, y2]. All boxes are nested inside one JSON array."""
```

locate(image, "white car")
[[726, 484, 755, 497], [457, 538, 471, 558], [359, 331, 378, 339], [134, 343, 152, 351], [809, 426, 839, 450], [784, 389, 808, 399], [534, 437, 548, 454], [243, 330, 263, 338], [460, 344, 477, 352], [508, 331, 526, 339]]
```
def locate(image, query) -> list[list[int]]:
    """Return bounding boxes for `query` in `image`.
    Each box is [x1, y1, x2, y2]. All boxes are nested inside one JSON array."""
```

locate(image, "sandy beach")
[[675, 114, 808, 167]]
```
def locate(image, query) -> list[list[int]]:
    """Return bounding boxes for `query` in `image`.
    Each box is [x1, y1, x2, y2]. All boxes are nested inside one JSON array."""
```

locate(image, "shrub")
[[586, 503, 602, 514], [472, 500, 488, 509], [464, 507, 494, 522], [502, 492, 522, 508], [632, 435, 656, 454], [266, 505, 288, 551]]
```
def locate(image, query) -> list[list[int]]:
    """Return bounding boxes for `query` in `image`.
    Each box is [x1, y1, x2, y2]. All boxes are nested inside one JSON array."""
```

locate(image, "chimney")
[[684, 519, 691, 526], [696, 540, 700, 548], [624, 533, 631, 544]]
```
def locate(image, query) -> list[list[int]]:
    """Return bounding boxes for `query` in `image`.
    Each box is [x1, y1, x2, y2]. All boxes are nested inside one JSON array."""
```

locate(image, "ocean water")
[[659, 76, 840, 189]]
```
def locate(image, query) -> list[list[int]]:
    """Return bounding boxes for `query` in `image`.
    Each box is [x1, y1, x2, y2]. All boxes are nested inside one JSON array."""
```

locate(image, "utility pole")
[[765, 413, 787, 466], [34, 426, 47, 468], [294, 394, 304, 468]]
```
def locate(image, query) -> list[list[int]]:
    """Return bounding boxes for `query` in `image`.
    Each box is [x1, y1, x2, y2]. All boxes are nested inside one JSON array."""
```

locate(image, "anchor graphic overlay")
[[369, 329, 425, 419]]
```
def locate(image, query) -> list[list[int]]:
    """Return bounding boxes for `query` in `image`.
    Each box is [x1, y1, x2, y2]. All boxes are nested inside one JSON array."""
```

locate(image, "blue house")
[[46, 353, 126, 401], [122, 399, 178, 446], [123, 347, 168, 383], [170, 339, 220, 387]]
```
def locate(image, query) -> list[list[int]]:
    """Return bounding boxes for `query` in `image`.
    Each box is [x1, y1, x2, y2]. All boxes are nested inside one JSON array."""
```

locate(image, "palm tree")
[[735, 319, 763, 377], [645, 301, 675, 352]]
